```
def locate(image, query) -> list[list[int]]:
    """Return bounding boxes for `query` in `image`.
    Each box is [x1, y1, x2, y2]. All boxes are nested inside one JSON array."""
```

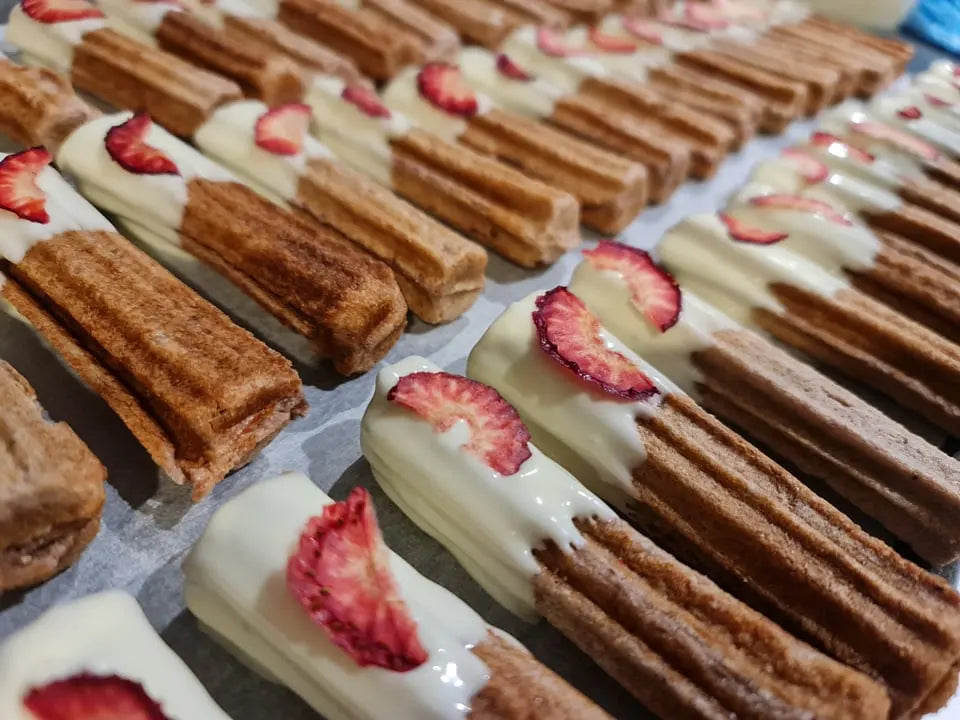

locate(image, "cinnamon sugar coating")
[[899, 176, 960, 227], [0, 61, 100, 152], [2, 230, 306, 499], [753, 284, 960, 436], [182, 179, 408, 374], [361, 0, 461, 65], [533, 516, 890, 719], [297, 157, 487, 323], [866, 202, 960, 266], [0, 361, 105, 591], [460, 108, 649, 234], [625, 394, 960, 717], [390, 128, 581, 267], [155, 12, 305, 107], [71, 28, 240, 138], [694, 328, 960, 566], [469, 631, 612, 719]]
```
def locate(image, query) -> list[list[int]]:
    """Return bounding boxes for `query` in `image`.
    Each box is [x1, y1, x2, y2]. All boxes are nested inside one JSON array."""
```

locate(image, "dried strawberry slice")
[[583, 241, 681, 333], [749, 194, 853, 226], [287, 487, 429, 672], [924, 93, 952, 108], [897, 106, 923, 120], [0, 147, 51, 224], [719, 213, 788, 245], [417, 63, 479, 117], [496, 53, 533, 81], [342, 84, 392, 119], [534, 287, 659, 400], [24, 673, 170, 720], [254, 103, 311, 156], [810, 132, 875, 164], [781, 148, 829, 183], [622, 17, 664, 45], [588, 27, 638, 54], [105, 114, 179, 176], [388, 371, 532, 475], [536, 27, 583, 57], [852, 120, 940, 161], [22, 0, 103, 23]]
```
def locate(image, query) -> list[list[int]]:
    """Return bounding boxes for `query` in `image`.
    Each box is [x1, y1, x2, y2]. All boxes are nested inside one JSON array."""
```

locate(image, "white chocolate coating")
[[183, 472, 491, 720], [658, 214, 847, 327], [748, 155, 902, 213], [0, 591, 232, 720], [570, 259, 738, 396], [457, 47, 564, 120], [501, 26, 607, 95], [725, 189, 881, 278], [0, 161, 114, 264], [871, 94, 960, 156], [819, 104, 933, 175], [795, 135, 921, 190], [57, 112, 235, 246], [193, 100, 332, 204], [381, 66, 492, 144], [7, 3, 105, 73], [98, 0, 176, 45], [305, 75, 410, 188], [467, 292, 678, 506], [361, 356, 616, 620]]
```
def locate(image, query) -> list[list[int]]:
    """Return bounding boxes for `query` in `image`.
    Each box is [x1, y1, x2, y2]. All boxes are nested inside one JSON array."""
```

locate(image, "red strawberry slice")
[[810, 132, 875, 164], [533, 287, 659, 400], [897, 106, 923, 120], [0, 147, 51, 224], [24, 673, 170, 719], [254, 103, 310, 156], [588, 27, 638, 54], [622, 17, 664, 45], [417, 63, 479, 117], [719, 213, 788, 245], [341, 84, 392, 119], [925, 93, 952, 108], [852, 120, 940, 161], [105, 114, 179, 176], [22, 0, 103, 23], [781, 148, 829, 183], [496, 53, 533, 81], [388, 371, 532, 475], [749, 193, 853, 226], [536, 27, 583, 57], [685, 2, 730, 28], [286, 487, 429, 672], [583, 241, 682, 333]]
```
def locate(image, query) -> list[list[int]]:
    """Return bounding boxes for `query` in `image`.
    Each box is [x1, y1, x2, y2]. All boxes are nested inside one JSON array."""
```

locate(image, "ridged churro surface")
[[71, 27, 240, 137], [182, 179, 408, 374], [628, 393, 960, 717], [4, 229, 306, 498], [694, 328, 960, 566]]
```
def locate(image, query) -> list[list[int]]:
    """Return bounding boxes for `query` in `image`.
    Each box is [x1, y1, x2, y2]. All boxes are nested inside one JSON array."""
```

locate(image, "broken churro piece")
[[184, 472, 611, 720], [362, 356, 890, 719], [0, 360, 104, 591]]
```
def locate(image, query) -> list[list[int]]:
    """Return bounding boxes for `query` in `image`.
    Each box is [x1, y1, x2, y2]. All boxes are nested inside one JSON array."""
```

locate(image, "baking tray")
[[0, 38, 958, 720]]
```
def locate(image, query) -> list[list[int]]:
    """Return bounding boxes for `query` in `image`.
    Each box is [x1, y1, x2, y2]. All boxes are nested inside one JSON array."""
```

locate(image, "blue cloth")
[[904, 0, 960, 56]]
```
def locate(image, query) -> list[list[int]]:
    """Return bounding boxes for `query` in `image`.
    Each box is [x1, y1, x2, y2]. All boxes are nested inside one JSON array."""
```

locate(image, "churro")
[[361, 356, 891, 719], [183, 472, 611, 720], [469, 288, 960, 718], [0, 360, 104, 591]]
